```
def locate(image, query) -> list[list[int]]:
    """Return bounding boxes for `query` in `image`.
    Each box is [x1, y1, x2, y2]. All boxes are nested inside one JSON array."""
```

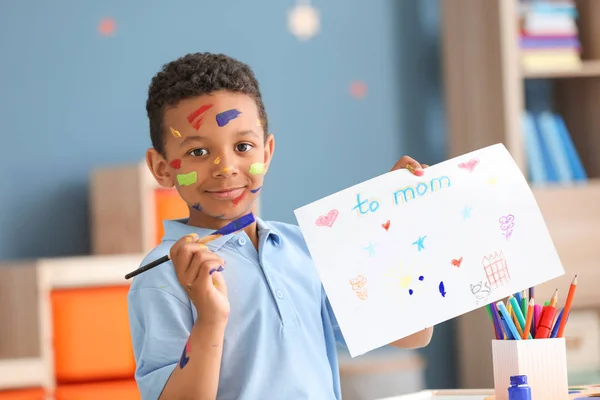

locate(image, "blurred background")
[[1, 0, 599, 399]]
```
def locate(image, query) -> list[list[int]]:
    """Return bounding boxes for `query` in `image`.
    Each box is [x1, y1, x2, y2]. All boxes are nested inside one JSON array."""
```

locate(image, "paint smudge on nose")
[[232, 191, 246, 206], [250, 186, 262, 194], [177, 171, 197, 186], [221, 166, 232, 174], [249, 163, 265, 175], [187, 104, 213, 130], [213, 156, 222, 165], [170, 127, 182, 138], [169, 159, 182, 169], [216, 109, 242, 127]]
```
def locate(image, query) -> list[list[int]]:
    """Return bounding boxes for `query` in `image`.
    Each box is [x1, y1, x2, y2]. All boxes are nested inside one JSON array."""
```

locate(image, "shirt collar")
[[162, 217, 282, 251]]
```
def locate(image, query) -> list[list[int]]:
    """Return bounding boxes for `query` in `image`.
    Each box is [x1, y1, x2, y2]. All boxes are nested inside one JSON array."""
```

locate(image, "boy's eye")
[[188, 148, 208, 157], [236, 143, 254, 152]]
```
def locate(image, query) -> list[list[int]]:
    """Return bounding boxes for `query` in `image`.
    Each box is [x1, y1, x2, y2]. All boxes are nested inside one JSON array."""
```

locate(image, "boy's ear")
[[146, 148, 175, 188], [263, 133, 275, 173]]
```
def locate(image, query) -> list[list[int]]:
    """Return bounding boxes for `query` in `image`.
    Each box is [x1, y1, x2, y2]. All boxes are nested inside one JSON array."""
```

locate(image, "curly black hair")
[[146, 52, 269, 155]]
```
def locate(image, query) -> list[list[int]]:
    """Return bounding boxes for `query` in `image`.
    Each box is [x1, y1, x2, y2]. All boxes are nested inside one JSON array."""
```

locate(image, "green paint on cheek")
[[249, 163, 265, 175], [177, 171, 197, 186]]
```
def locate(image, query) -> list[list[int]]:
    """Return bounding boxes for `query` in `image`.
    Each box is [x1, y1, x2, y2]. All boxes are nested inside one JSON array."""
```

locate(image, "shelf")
[[531, 178, 600, 308], [0, 358, 47, 390], [522, 60, 600, 79]]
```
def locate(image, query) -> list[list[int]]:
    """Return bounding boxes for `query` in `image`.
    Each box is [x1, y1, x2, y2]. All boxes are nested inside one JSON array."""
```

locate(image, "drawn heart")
[[382, 220, 390, 231], [315, 209, 339, 227], [458, 158, 479, 172], [451, 257, 463, 267]]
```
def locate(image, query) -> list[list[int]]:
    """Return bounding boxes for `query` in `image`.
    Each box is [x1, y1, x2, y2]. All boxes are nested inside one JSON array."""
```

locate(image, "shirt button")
[[237, 237, 246, 246], [276, 290, 284, 299]]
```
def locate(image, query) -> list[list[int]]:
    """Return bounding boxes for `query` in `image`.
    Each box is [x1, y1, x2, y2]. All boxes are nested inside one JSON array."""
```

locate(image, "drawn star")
[[364, 242, 376, 257], [461, 206, 473, 220], [412, 236, 427, 252]]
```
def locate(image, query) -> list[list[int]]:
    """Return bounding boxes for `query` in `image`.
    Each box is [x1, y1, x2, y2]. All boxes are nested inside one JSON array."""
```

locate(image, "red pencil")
[[557, 275, 577, 338]]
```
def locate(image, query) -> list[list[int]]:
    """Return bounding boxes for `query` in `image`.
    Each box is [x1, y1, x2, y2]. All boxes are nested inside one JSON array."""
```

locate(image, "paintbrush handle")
[[125, 254, 169, 279]]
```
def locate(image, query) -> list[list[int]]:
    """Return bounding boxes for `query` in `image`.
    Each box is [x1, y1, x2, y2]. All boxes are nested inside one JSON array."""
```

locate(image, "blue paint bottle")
[[508, 375, 532, 400]]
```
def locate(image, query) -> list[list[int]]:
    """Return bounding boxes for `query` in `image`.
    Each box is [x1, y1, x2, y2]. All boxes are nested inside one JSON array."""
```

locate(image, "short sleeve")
[[322, 286, 346, 347], [128, 287, 194, 400]]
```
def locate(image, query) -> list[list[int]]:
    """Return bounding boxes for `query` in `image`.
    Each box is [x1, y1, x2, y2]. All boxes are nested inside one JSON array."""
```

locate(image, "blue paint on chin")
[[192, 203, 202, 211], [216, 109, 242, 127]]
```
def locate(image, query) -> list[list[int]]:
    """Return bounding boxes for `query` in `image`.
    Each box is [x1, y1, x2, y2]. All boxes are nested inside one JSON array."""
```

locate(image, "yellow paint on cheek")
[[170, 127, 182, 138], [249, 163, 265, 175], [213, 156, 222, 165]]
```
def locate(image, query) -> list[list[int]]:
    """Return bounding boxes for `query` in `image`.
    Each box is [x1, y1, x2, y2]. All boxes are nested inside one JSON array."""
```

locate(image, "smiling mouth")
[[206, 187, 246, 200]]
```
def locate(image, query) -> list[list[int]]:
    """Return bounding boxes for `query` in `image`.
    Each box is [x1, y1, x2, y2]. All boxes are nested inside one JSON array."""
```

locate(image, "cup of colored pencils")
[[486, 275, 577, 340]]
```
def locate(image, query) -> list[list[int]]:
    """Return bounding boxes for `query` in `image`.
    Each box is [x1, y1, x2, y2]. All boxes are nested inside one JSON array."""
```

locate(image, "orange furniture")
[[55, 380, 139, 400], [0, 388, 45, 400]]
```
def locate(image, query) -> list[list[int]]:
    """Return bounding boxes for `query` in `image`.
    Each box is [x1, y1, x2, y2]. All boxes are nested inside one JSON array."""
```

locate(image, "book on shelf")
[[521, 110, 587, 185], [519, 0, 582, 71]]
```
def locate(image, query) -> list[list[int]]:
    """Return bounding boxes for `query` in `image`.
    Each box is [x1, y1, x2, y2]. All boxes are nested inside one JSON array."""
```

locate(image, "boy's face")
[[146, 91, 274, 228]]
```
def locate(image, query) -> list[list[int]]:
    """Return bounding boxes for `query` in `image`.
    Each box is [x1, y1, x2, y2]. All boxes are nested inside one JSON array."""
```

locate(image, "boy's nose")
[[213, 164, 238, 179]]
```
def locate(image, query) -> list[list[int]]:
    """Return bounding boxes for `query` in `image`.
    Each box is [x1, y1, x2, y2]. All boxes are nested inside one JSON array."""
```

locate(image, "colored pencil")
[[509, 295, 532, 339], [550, 308, 565, 338], [498, 310, 513, 340], [529, 286, 534, 302], [557, 275, 577, 338], [489, 304, 503, 340], [514, 291, 522, 305], [521, 290, 528, 319], [497, 301, 521, 340], [523, 298, 534, 339], [124, 212, 255, 279], [549, 289, 559, 308]]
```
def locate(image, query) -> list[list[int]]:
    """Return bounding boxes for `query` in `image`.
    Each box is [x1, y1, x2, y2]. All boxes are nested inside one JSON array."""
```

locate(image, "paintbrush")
[[124, 212, 255, 279]]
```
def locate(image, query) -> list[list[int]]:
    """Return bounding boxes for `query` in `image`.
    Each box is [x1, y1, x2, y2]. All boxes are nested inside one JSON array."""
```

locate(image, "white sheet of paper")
[[294, 144, 565, 357]]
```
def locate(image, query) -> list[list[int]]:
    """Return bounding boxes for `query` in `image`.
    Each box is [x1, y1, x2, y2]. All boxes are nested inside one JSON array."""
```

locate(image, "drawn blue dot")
[[409, 289, 414, 295], [419, 275, 424, 281]]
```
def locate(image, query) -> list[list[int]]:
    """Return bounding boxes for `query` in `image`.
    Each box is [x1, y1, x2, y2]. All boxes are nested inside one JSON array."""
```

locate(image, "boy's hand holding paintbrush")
[[169, 233, 229, 324]]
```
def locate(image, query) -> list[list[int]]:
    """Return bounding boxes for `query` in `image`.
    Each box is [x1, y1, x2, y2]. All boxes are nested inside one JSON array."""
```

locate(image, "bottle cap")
[[510, 375, 528, 385]]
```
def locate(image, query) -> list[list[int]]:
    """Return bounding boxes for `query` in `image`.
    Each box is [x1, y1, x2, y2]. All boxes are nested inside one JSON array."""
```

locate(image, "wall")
[[0, 0, 455, 389]]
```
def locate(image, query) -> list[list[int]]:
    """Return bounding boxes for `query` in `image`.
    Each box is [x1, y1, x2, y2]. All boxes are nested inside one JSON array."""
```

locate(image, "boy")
[[128, 52, 433, 400]]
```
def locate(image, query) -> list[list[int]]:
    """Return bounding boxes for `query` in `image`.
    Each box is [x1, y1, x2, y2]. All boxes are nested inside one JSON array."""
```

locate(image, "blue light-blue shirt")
[[128, 218, 345, 400]]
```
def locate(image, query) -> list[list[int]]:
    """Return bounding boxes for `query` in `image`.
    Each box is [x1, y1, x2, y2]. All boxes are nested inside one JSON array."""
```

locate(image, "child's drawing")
[[470, 280, 492, 305], [412, 235, 427, 252], [315, 209, 338, 227], [451, 257, 463, 268], [482, 250, 511, 289], [349, 274, 368, 300], [438, 281, 447, 297], [363, 242, 376, 257], [382, 220, 390, 231], [458, 158, 479, 172], [293, 144, 565, 357], [499, 214, 515, 240]]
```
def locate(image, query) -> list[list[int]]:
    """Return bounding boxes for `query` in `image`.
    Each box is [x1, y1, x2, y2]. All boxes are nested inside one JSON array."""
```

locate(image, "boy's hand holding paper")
[[294, 144, 564, 357]]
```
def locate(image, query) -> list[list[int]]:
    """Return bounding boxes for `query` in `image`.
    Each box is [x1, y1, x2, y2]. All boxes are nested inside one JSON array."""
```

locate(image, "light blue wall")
[[0, 0, 455, 389]]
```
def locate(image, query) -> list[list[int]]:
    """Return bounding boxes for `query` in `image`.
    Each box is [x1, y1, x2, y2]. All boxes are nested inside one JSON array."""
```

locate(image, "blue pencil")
[[497, 301, 521, 340], [551, 308, 569, 338], [514, 291, 522, 304]]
